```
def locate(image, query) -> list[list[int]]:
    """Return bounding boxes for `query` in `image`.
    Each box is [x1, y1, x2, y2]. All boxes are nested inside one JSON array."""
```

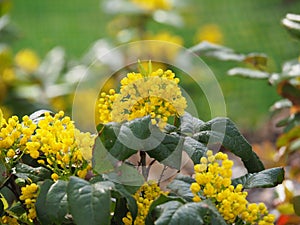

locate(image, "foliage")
[[191, 12, 300, 224], [0, 61, 284, 224], [0, 0, 292, 224]]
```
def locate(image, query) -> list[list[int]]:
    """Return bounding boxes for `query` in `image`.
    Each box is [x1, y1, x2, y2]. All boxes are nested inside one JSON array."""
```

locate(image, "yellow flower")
[[15, 49, 40, 73], [99, 65, 187, 130], [191, 150, 275, 224], [131, 0, 171, 11], [6, 149, 15, 158], [51, 173, 59, 181], [123, 181, 167, 225], [19, 183, 39, 221], [195, 24, 223, 45]]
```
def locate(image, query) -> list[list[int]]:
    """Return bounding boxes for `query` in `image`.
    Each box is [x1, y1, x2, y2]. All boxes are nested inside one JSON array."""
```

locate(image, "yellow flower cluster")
[[19, 183, 39, 221], [0, 109, 94, 180], [98, 67, 187, 129], [190, 150, 275, 225], [0, 114, 36, 163], [14, 49, 40, 74], [0, 215, 19, 225], [131, 0, 171, 11], [122, 181, 167, 225], [25, 111, 93, 180]]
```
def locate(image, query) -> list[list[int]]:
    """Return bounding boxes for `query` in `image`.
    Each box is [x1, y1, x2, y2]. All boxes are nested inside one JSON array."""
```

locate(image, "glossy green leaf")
[[228, 67, 269, 79], [232, 167, 284, 189], [145, 195, 185, 225], [196, 117, 264, 173], [147, 134, 184, 170], [92, 137, 115, 174], [45, 180, 69, 224], [98, 121, 136, 160], [153, 200, 227, 225], [67, 176, 113, 225], [183, 136, 207, 164], [179, 112, 204, 136], [167, 174, 195, 201], [36, 180, 55, 225], [98, 116, 183, 169], [105, 163, 144, 189], [112, 183, 138, 221], [14, 163, 51, 183]]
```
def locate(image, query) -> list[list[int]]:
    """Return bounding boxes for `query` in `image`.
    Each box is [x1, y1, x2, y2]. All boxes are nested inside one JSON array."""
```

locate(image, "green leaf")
[[153, 200, 227, 225], [105, 163, 144, 189], [36, 180, 55, 224], [14, 163, 51, 183], [228, 67, 269, 79], [147, 135, 184, 170], [98, 121, 137, 160], [232, 167, 284, 189], [99, 116, 183, 169], [67, 176, 112, 225], [145, 195, 186, 225], [292, 195, 300, 216], [112, 183, 138, 221], [45, 180, 69, 224], [7, 202, 26, 217], [167, 174, 195, 201], [196, 117, 265, 173], [183, 137, 207, 164], [92, 137, 115, 174], [179, 112, 204, 136]]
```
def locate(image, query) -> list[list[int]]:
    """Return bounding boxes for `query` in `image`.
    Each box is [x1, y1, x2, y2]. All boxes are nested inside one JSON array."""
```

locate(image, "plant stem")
[[140, 151, 147, 180]]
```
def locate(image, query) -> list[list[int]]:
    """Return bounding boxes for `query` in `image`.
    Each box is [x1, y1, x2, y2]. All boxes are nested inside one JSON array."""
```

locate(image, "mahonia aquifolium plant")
[[0, 110, 95, 224], [191, 150, 275, 225], [122, 181, 168, 225], [98, 63, 187, 129]]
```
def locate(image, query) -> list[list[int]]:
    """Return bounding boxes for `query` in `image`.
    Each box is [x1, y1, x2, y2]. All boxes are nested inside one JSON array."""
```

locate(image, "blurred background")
[[2, 0, 300, 132]]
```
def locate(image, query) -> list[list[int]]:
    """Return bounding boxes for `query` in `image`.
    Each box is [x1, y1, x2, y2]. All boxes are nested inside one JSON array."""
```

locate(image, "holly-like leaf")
[[167, 174, 195, 201], [98, 116, 183, 169], [145, 195, 186, 225], [147, 135, 184, 170], [14, 163, 51, 183], [180, 112, 204, 136], [36, 180, 54, 225], [195, 117, 264, 173], [183, 136, 207, 164], [67, 176, 113, 225], [105, 163, 144, 189], [112, 183, 138, 222], [92, 137, 115, 174], [232, 167, 284, 189], [45, 180, 69, 224], [153, 200, 227, 225]]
